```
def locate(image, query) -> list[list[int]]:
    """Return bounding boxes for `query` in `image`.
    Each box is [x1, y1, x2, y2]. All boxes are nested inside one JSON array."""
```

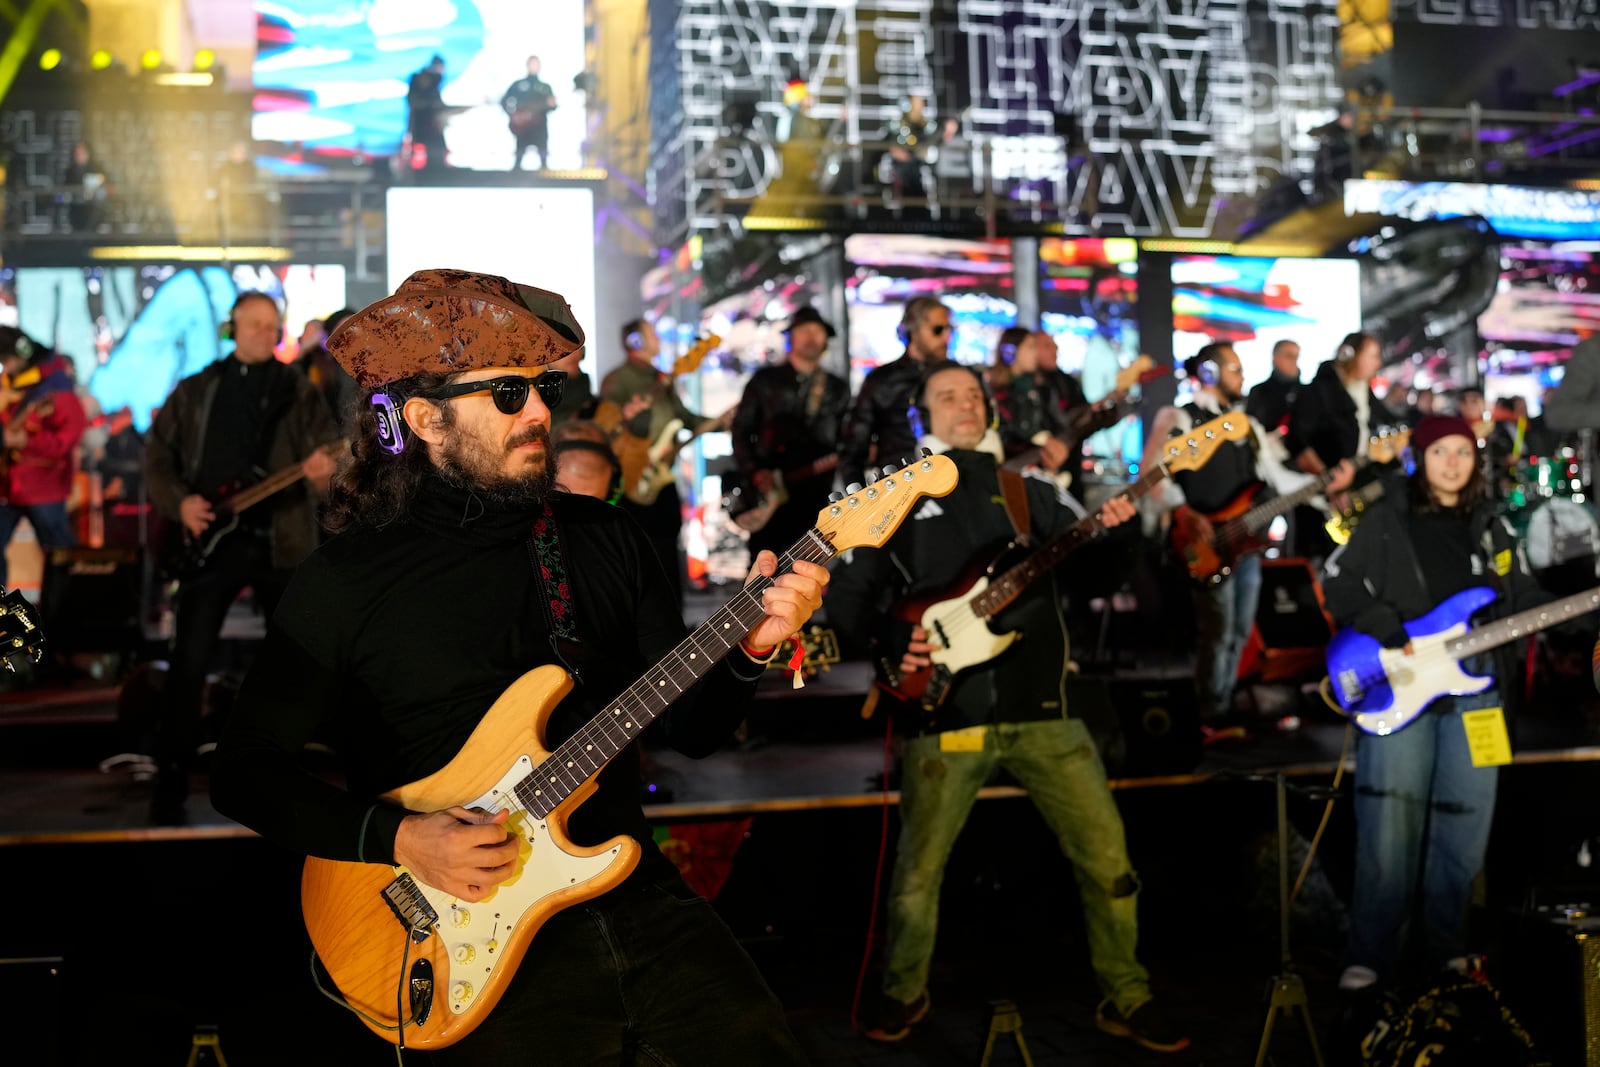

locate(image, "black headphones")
[[906, 361, 995, 441], [220, 291, 283, 342], [897, 297, 945, 346]]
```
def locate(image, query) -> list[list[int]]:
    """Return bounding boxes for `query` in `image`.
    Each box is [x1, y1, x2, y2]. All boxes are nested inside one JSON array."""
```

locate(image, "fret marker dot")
[[566, 761, 573, 768], [690, 653, 697, 660], [658, 679, 666, 687], [614, 709, 621, 715], [550, 776, 556, 783], [625, 722, 633, 729], [585, 744, 593, 751], [535, 789, 542, 796]]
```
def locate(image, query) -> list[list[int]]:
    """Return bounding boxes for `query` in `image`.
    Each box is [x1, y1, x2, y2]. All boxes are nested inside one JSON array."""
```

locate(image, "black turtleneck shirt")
[[194, 356, 297, 496], [210, 476, 764, 865]]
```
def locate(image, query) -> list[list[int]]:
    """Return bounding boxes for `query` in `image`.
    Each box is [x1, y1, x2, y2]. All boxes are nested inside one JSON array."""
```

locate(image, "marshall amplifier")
[[39, 546, 143, 660]]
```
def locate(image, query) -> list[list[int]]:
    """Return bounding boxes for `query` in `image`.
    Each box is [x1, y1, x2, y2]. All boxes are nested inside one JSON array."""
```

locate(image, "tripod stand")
[[1252, 772, 1333, 1067]]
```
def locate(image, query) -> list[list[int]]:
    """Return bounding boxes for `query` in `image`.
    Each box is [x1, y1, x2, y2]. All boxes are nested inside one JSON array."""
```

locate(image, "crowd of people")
[[2, 271, 1598, 1060]]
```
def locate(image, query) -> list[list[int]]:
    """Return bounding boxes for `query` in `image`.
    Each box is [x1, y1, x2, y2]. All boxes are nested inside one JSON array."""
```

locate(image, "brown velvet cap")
[[327, 268, 586, 389]]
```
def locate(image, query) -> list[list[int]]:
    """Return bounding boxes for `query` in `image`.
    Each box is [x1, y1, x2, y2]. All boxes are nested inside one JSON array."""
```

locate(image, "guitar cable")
[[849, 711, 898, 1032], [308, 919, 429, 1066], [1286, 679, 1357, 907]]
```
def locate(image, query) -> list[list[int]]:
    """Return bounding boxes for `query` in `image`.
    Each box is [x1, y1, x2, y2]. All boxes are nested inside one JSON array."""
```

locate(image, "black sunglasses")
[[929, 324, 951, 336], [424, 372, 566, 414]]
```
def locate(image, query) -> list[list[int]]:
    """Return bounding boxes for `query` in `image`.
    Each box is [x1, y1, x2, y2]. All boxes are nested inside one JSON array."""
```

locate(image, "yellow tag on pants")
[[1461, 707, 1512, 767], [939, 725, 988, 752]]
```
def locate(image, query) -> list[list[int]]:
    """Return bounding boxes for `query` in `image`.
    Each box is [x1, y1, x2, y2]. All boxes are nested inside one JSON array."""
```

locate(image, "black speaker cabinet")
[[40, 546, 142, 657], [1255, 556, 1333, 650], [1502, 904, 1600, 1066], [1067, 671, 1200, 778]]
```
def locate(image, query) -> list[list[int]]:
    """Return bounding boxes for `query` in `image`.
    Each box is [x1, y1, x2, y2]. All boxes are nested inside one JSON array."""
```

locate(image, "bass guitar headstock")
[[813, 451, 959, 553], [670, 334, 722, 378], [1366, 427, 1412, 466], [1160, 413, 1252, 474]]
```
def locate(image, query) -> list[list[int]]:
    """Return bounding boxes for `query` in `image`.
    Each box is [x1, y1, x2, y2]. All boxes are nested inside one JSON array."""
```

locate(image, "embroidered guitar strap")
[[527, 501, 586, 681]]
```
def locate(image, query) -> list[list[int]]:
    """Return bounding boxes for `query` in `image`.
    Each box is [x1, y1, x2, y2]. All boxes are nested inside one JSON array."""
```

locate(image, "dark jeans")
[[431, 855, 806, 1066], [157, 530, 289, 781], [0, 501, 74, 586], [514, 124, 549, 170]]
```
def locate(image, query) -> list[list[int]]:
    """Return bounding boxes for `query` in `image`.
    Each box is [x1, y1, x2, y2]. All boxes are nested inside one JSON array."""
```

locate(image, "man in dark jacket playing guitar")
[[826, 361, 1188, 1054], [144, 290, 340, 822], [502, 55, 556, 171], [210, 269, 826, 1064]]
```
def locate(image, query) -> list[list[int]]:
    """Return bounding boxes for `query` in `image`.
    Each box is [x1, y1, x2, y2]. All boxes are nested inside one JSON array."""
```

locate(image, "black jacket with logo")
[[825, 447, 1083, 734]]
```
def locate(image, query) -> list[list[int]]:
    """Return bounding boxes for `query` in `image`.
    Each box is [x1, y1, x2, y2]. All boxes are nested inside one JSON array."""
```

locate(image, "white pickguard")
[[921, 575, 1020, 677], [1353, 624, 1494, 736], [411, 756, 628, 1015]]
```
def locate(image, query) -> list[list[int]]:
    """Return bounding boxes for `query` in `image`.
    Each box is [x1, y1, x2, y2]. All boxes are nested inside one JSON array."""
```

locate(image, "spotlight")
[[90, 49, 112, 70], [140, 49, 161, 70], [194, 48, 215, 71], [39, 49, 61, 71]]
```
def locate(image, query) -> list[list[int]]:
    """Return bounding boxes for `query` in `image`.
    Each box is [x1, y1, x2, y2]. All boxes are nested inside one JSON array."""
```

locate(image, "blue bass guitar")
[[1327, 584, 1600, 736]]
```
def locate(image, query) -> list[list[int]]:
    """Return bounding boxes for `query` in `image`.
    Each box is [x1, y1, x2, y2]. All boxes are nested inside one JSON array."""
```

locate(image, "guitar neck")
[[1444, 586, 1600, 660], [515, 528, 836, 818], [971, 463, 1171, 619], [1236, 454, 1369, 531], [227, 461, 312, 514]]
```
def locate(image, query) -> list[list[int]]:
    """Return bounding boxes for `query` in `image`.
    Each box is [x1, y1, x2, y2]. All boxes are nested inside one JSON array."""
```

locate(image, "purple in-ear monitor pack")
[[371, 393, 407, 455]]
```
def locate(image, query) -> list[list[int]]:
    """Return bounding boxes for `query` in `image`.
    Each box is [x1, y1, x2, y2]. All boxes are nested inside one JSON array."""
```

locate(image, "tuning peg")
[[845, 482, 863, 495], [828, 491, 843, 503], [919, 447, 932, 458], [866, 466, 882, 483]]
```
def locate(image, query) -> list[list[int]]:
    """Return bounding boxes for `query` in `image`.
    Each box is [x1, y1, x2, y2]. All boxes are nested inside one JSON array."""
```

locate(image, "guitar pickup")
[[1337, 669, 1364, 706], [383, 873, 439, 943]]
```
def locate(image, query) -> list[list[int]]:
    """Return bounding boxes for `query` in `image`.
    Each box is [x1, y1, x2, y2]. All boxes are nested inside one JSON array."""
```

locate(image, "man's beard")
[[437, 423, 556, 508]]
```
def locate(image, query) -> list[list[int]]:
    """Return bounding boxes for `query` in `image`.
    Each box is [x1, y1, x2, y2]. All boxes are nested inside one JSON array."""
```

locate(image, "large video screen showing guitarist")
[[210, 270, 828, 1062]]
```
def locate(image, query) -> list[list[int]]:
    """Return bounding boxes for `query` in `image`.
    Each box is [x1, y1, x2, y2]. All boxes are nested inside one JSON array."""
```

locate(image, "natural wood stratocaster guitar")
[[300, 452, 960, 1048], [879, 413, 1250, 712]]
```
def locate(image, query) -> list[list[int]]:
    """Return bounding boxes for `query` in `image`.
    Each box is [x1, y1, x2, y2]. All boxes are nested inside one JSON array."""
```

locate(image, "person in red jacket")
[[0, 328, 87, 587]]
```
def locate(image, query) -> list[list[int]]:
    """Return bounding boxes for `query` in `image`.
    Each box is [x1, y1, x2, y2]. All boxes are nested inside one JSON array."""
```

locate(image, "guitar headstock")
[[0, 588, 43, 672], [1112, 354, 1164, 394], [814, 451, 959, 552], [1366, 427, 1412, 466], [671, 334, 722, 378], [1160, 413, 1252, 474]]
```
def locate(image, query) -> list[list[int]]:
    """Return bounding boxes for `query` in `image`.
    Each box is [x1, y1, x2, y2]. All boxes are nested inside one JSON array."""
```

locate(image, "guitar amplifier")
[[1067, 672, 1201, 778], [1500, 904, 1600, 1066], [40, 546, 143, 658]]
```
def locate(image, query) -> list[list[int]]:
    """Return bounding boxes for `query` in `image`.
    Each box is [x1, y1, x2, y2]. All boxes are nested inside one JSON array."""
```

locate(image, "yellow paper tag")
[[1461, 707, 1512, 767], [939, 725, 988, 752], [1494, 549, 1512, 577]]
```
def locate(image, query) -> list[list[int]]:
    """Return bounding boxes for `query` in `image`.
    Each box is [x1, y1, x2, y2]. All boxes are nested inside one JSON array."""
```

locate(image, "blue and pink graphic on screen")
[[252, 0, 585, 171], [1171, 255, 1362, 389], [1038, 238, 1142, 462]]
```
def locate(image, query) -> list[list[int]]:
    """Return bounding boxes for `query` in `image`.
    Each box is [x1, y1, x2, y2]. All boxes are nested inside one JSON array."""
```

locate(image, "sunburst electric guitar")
[[879, 413, 1250, 711], [300, 452, 960, 1048]]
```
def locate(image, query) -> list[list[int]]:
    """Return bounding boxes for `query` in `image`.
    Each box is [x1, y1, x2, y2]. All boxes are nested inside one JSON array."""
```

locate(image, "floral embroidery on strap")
[[529, 501, 577, 641]]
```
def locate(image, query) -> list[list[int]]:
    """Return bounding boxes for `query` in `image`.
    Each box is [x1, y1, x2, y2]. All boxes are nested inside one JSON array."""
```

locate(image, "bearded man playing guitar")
[[211, 270, 826, 1064], [144, 290, 340, 823], [728, 305, 850, 560], [502, 55, 556, 171], [1141, 343, 1353, 737], [826, 361, 1189, 1054]]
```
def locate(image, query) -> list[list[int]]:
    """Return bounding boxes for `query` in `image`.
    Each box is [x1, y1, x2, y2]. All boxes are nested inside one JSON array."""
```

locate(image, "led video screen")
[[1171, 255, 1363, 391], [253, 0, 587, 172], [844, 234, 1014, 391], [386, 186, 597, 380], [1, 263, 347, 430], [1479, 240, 1600, 373], [1038, 238, 1141, 461]]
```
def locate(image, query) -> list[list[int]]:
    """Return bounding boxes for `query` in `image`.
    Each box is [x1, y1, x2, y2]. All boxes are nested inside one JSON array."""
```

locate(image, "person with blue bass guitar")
[[1322, 414, 1554, 997]]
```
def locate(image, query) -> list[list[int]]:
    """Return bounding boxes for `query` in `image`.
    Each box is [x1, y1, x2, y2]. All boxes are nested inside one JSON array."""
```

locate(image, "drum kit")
[[1500, 451, 1599, 593]]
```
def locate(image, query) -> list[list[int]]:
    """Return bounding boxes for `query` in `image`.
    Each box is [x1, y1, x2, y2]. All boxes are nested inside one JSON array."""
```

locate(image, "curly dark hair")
[[323, 372, 457, 533]]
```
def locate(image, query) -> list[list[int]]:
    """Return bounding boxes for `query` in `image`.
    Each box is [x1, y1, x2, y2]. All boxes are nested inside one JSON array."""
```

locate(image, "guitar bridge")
[[383, 873, 438, 943]]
